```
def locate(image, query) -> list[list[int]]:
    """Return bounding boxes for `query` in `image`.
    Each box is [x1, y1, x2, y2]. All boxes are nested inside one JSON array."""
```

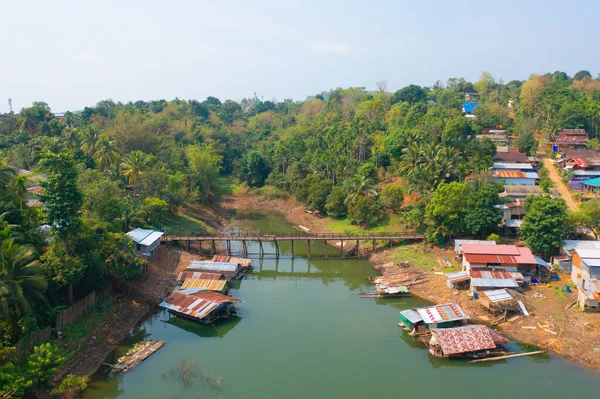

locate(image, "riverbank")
[[224, 186, 600, 372]]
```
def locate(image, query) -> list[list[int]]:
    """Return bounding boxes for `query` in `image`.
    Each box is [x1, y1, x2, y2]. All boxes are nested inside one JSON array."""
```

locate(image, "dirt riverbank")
[[225, 187, 600, 371]]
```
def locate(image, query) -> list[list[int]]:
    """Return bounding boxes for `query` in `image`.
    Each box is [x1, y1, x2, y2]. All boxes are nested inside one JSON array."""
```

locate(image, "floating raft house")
[[111, 340, 164, 373], [160, 289, 241, 324], [186, 261, 243, 279], [212, 255, 253, 269], [428, 325, 508, 359], [176, 271, 226, 282], [399, 303, 470, 335], [181, 278, 228, 293]]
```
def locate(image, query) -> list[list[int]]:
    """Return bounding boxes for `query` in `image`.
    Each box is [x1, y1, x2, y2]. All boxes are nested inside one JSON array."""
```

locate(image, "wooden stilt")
[[211, 240, 216, 255], [199, 240, 202, 252], [372, 239, 376, 252], [242, 240, 247, 257], [259, 241, 263, 258], [187, 239, 190, 251], [291, 240, 294, 259], [389, 239, 392, 248], [227, 240, 231, 256], [341, 239, 344, 258], [324, 240, 328, 258], [274, 240, 279, 259], [356, 239, 360, 259], [307, 240, 311, 259]]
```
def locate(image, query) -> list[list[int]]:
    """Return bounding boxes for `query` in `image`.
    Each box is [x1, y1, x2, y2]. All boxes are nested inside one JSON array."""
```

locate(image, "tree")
[[347, 195, 380, 226], [514, 131, 539, 155], [380, 185, 404, 213], [390, 85, 427, 105], [40, 243, 85, 304], [237, 151, 270, 188], [38, 152, 83, 253], [345, 175, 377, 205], [94, 138, 118, 171], [568, 199, 600, 239], [185, 144, 223, 201], [376, 80, 388, 93], [464, 184, 502, 236], [521, 196, 567, 255], [326, 187, 349, 218], [80, 125, 100, 156], [139, 197, 169, 225], [120, 150, 150, 185], [574, 70, 592, 81], [0, 239, 47, 321], [425, 182, 470, 239]]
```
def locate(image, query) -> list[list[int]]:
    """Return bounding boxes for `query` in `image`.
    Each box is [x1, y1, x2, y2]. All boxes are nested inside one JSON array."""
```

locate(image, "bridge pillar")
[[307, 240, 310, 259], [291, 240, 294, 259], [227, 240, 231, 256], [242, 240, 247, 257], [389, 239, 392, 248], [324, 240, 328, 258], [211, 240, 216, 255], [259, 241, 264, 258], [357, 239, 360, 259], [341, 239, 344, 258], [372, 239, 376, 252], [274, 240, 280, 259]]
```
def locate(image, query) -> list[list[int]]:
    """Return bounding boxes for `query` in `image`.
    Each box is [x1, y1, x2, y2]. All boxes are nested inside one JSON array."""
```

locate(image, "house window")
[[487, 262, 501, 267]]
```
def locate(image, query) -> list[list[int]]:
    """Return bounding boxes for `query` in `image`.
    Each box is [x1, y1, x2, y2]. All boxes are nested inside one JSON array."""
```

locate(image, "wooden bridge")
[[162, 232, 424, 259]]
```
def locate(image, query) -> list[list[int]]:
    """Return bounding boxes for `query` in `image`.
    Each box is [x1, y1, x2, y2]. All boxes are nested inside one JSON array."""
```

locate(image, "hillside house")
[[499, 185, 560, 200], [554, 129, 589, 149], [493, 151, 528, 163], [126, 228, 164, 259], [569, 247, 600, 311], [495, 199, 526, 230], [494, 170, 539, 186]]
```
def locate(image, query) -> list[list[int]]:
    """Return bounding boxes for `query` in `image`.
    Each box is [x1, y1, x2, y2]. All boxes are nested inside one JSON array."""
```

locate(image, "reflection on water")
[[83, 211, 600, 399]]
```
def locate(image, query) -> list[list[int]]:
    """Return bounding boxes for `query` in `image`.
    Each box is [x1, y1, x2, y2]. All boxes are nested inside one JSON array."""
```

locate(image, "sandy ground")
[[370, 247, 600, 370], [538, 147, 579, 212]]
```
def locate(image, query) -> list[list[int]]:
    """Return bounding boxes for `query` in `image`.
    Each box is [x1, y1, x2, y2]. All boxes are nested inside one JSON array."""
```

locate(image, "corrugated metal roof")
[[524, 172, 539, 179], [416, 303, 470, 324], [562, 240, 600, 255], [534, 256, 551, 268], [481, 289, 513, 303], [462, 244, 520, 255], [181, 279, 227, 292], [211, 256, 253, 267], [187, 261, 240, 273], [176, 271, 224, 282], [493, 152, 528, 163], [159, 290, 241, 321], [470, 270, 523, 281], [574, 248, 600, 259], [464, 253, 519, 265], [496, 170, 526, 178], [399, 309, 422, 324], [505, 219, 523, 228], [431, 325, 500, 355], [493, 162, 534, 170], [471, 278, 519, 288], [454, 240, 496, 253], [445, 271, 471, 283], [126, 228, 164, 245], [582, 259, 600, 268]]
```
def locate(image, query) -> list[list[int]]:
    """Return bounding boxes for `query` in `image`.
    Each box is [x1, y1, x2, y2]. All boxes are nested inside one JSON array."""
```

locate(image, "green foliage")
[[481, 114, 501, 128], [27, 343, 67, 387], [521, 196, 568, 255], [347, 195, 381, 226], [380, 185, 404, 213], [139, 197, 169, 225], [40, 242, 85, 291], [464, 183, 502, 236], [567, 199, 600, 239], [325, 187, 349, 219], [253, 186, 289, 201], [425, 182, 470, 239], [390, 85, 427, 105], [52, 374, 88, 399], [514, 131, 539, 155], [236, 151, 270, 188], [185, 144, 223, 202]]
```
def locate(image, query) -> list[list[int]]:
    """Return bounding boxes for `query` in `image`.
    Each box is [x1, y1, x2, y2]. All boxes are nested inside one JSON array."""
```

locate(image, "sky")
[[1, 0, 600, 113]]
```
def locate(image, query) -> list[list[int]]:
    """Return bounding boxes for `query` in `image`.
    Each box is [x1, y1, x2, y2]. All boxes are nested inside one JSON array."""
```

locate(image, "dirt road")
[[539, 150, 579, 212]]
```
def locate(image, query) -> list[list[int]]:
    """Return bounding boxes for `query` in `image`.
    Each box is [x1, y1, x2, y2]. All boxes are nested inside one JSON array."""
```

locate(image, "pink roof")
[[462, 244, 535, 265], [462, 244, 520, 256]]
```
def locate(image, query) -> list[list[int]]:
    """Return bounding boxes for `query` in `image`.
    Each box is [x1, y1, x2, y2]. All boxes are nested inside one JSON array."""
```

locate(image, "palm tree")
[[0, 239, 47, 318], [81, 125, 100, 156], [0, 163, 15, 187], [345, 174, 377, 205], [62, 127, 81, 150], [94, 139, 118, 171], [398, 141, 423, 181], [120, 150, 149, 185]]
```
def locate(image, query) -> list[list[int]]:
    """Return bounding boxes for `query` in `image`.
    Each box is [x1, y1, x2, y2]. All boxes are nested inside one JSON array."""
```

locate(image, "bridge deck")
[[162, 233, 424, 242]]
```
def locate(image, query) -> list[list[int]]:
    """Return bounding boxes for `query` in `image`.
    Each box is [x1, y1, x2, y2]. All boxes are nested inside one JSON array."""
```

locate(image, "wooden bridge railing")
[[161, 231, 424, 241]]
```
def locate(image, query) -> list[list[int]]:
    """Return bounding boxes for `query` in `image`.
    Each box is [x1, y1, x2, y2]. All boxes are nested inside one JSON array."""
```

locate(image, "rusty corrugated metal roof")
[[496, 170, 526, 178], [416, 303, 470, 324], [212, 255, 253, 267], [181, 278, 227, 292], [462, 244, 521, 255], [176, 272, 224, 282], [464, 253, 519, 265], [431, 325, 503, 355], [469, 270, 524, 281], [160, 290, 241, 321]]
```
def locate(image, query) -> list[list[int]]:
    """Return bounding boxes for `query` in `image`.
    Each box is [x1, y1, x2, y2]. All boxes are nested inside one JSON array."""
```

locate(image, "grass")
[[162, 207, 213, 236], [388, 244, 439, 270], [325, 214, 405, 234], [62, 301, 112, 346], [217, 177, 244, 196]]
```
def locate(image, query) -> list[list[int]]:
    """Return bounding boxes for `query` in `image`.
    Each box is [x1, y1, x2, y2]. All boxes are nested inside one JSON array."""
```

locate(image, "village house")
[[492, 150, 528, 164], [26, 186, 43, 208], [495, 199, 526, 230], [126, 228, 164, 259], [554, 129, 589, 149], [557, 149, 600, 190], [454, 239, 496, 259], [494, 170, 539, 186], [554, 240, 600, 311]]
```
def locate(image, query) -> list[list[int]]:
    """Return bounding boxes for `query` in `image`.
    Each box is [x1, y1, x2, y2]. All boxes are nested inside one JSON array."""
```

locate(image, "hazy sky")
[[2, 0, 599, 113]]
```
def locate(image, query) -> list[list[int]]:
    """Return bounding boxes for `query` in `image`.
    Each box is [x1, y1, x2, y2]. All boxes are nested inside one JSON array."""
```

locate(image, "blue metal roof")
[[126, 228, 164, 245], [582, 177, 600, 187], [462, 102, 479, 113]]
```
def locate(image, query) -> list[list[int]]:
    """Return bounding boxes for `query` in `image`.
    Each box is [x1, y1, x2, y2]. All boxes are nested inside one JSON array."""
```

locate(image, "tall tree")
[[120, 150, 150, 185], [521, 196, 567, 256]]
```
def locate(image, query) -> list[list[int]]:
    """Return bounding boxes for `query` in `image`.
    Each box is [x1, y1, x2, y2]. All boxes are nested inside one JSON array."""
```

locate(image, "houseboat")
[[159, 289, 241, 324], [428, 325, 508, 359], [399, 303, 470, 336]]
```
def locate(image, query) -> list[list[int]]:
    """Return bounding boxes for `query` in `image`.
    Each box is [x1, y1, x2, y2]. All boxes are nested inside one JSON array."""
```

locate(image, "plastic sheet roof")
[[187, 261, 240, 273], [581, 177, 600, 187], [431, 325, 507, 355], [416, 303, 470, 324], [445, 271, 471, 283], [159, 290, 240, 320], [176, 271, 225, 282]]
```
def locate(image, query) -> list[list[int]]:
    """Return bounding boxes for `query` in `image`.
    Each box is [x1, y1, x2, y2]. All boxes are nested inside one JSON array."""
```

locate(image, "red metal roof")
[[571, 156, 588, 168], [161, 290, 241, 320], [462, 244, 520, 256], [176, 271, 225, 282], [469, 269, 524, 281], [496, 171, 526, 178], [465, 254, 519, 265], [27, 186, 43, 195], [431, 325, 503, 355], [555, 129, 588, 145]]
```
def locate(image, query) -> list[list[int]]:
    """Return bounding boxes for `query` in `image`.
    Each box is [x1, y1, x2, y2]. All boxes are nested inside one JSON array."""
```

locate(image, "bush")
[[139, 197, 169, 225], [52, 374, 88, 399], [357, 162, 378, 180], [380, 185, 404, 213], [325, 187, 349, 219], [253, 185, 288, 200], [347, 195, 381, 226], [27, 343, 67, 387]]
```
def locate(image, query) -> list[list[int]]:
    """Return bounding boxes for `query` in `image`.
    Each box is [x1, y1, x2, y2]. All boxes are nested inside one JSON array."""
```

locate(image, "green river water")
[[84, 211, 600, 399]]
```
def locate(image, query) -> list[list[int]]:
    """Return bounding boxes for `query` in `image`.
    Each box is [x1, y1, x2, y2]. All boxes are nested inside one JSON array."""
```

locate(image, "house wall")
[[495, 178, 536, 186]]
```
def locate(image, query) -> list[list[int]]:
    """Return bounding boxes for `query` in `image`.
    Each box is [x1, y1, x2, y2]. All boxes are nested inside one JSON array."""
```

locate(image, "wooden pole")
[[341, 239, 344, 258], [187, 239, 190, 251], [372, 239, 376, 252], [259, 241, 263, 258], [274, 240, 279, 259], [307, 239, 311, 259], [324, 240, 328, 258], [242, 240, 247, 257], [227, 240, 231, 256], [291, 240, 294, 259], [211, 240, 216, 255], [468, 351, 545, 364], [356, 239, 360, 259]]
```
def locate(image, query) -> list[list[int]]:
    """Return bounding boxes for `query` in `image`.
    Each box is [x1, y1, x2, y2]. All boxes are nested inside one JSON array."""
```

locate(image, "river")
[[84, 211, 600, 399]]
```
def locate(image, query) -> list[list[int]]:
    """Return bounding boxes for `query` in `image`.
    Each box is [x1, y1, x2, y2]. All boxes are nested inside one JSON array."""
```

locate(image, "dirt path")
[[538, 148, 579, 211]]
